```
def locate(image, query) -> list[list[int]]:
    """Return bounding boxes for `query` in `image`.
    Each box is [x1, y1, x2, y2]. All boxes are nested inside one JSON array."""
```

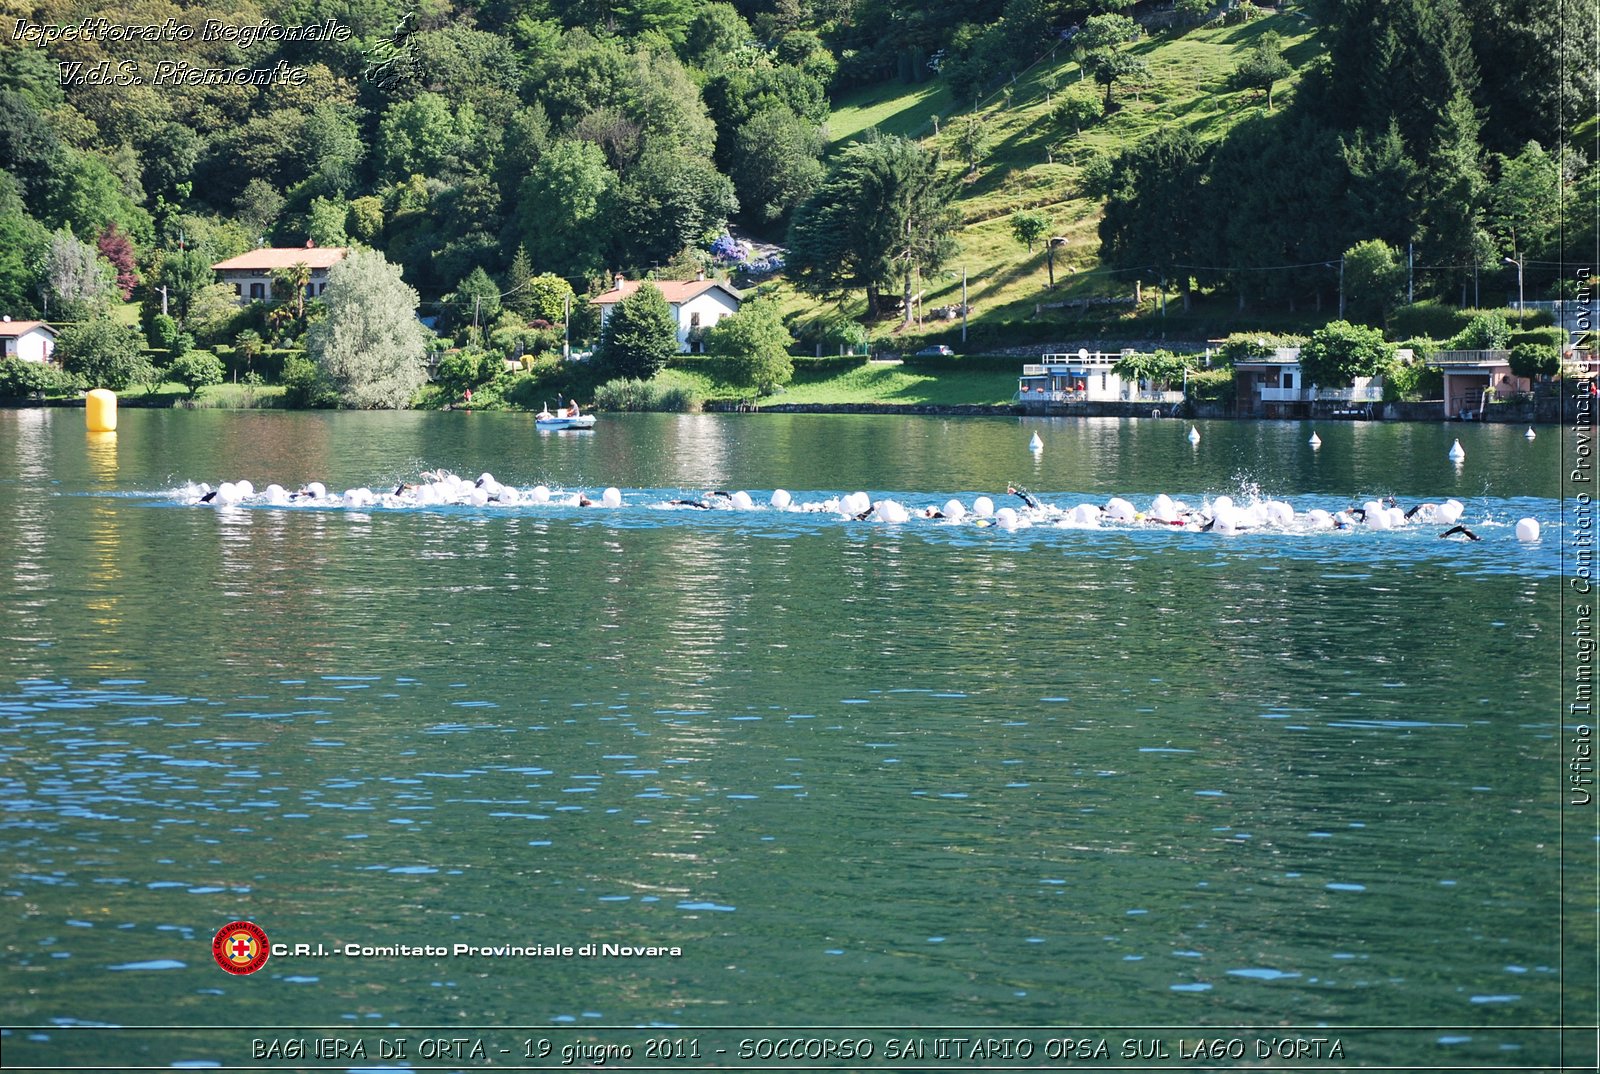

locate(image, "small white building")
[[591, 275, 742, 353], [1017, 350, 1172, 404], [211, 246, 350, 306], [0, 317, 57, 363]]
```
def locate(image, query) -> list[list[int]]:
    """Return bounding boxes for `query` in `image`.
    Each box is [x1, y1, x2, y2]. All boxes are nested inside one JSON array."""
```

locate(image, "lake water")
[[0, 408, 1591, 1070]]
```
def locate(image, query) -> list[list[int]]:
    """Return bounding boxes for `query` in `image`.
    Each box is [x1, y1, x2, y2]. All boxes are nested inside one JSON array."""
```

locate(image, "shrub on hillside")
[[1509, 341, 1561, 380], [1387, 301, 1471, 341], [0, 357, 78, 398], [170, 350, 225, 397], [1185, 366, 1234, 404], [1383, 361, 1442, 402], [1448, 311, 1513, 350]]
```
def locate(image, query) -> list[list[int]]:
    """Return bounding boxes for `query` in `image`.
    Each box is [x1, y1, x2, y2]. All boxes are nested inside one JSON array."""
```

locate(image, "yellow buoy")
[[85, 388, 118, 432]]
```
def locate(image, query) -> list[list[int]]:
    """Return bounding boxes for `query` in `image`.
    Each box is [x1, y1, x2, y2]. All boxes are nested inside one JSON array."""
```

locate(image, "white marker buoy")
[[1448, 439, 1466, 461], [1309, 432, 1322, 448], [1525, 427, 1536, 440], [1188, 426, 1201, 444], [602, 487, 623, 508], [770, 489, 792, 510], [1515, 518, 1540, 541], [1029, 432, 1044, 452]]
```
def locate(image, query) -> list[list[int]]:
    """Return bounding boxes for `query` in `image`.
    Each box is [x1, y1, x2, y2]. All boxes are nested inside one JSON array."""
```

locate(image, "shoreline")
[[7, 397, 1583, 424]]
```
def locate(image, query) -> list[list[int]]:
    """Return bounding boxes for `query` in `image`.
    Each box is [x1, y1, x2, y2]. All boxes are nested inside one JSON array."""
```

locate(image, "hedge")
[[214, 346, 300, 382]]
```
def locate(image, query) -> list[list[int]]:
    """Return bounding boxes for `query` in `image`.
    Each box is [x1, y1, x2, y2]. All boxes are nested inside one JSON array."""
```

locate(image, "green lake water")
[[0, 408, 1592, 1070]]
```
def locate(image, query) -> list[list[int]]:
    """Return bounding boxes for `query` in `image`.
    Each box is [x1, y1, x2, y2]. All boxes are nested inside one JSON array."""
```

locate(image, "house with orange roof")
[[0, 317, 57, 363], [211, 245, 350, 306], [590, 273, 742, 353]]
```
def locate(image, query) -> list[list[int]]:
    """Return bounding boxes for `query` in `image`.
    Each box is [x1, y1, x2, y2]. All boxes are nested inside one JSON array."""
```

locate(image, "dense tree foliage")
[[0, 0, 1580, 349], [706, 299, 794, 393], [57, 317, 152, 392], [597, 283, 680, 380], [306, 249, 430, 408], [1298, 320, 1396, 388], [788, 135, 959, 319]]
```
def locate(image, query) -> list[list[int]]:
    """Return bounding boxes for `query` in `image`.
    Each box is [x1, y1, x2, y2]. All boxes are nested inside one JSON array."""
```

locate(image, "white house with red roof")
[[591, 274, 742, 353], [211, 245, 350, 306], [0, 317, 57, 363]]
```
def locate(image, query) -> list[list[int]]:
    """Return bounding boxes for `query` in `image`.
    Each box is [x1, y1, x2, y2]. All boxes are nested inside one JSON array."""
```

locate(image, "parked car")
[[916, 345, 955, 356]]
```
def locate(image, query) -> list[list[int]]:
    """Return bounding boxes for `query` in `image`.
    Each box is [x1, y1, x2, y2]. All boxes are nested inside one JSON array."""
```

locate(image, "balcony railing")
[[1257, 387, 1310, 402], [1315, 386, 1384, 402], [1039, 351, 1124, 368], [1427, 349, 1510, 367]]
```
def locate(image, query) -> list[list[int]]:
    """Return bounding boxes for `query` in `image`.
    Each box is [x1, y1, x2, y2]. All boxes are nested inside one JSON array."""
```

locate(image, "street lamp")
[[1504, 254, 1524, 315]]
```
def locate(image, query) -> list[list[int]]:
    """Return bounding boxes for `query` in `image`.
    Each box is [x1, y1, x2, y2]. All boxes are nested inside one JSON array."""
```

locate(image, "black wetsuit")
[[1010, 487, 1042, 509]]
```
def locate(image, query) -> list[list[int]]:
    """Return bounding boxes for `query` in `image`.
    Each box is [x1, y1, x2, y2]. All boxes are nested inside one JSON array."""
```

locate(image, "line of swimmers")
[[182, 474, 1536, 540]]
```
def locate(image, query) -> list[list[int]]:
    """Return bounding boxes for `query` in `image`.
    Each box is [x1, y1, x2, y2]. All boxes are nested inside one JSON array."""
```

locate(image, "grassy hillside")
[[781, 11, 1323, 349]]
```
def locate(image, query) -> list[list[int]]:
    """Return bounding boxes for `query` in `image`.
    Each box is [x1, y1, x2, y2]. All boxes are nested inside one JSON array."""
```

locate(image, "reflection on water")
[[0, 408, 1581, 1068]]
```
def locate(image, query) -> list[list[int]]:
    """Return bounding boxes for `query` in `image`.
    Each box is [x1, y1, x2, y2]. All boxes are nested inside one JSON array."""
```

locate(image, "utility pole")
[[1407, 242, 1414, 304], [1338, 255, 1345, 320], [563, 293, 571, 359], [159, 285, 168, 317]]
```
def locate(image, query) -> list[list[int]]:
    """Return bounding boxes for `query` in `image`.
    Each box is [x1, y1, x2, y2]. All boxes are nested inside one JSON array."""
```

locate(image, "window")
[[318, 283, 327, 295], [690, 312, 701, 327], [1283, 372, 1294, 389], [234, 284, 242, 297], [249, 283, 265, 299]]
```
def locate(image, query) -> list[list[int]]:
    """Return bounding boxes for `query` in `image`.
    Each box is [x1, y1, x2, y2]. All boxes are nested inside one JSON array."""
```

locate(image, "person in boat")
[[1007, 485, 1042, 509], [1440, 524, 1481, 541], [566, 399, 581, 417]]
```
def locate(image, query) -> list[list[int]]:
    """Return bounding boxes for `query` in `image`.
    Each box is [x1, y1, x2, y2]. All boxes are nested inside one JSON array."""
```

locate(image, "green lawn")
[[774, 362, 1017, 405], [653, 359, 1017, 408], [829, 79, 954, 145], [773, 12, 1321, 350]]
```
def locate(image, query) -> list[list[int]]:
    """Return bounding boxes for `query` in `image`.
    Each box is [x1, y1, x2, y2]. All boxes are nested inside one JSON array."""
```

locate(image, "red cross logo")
[[212, 921, 269, 975]]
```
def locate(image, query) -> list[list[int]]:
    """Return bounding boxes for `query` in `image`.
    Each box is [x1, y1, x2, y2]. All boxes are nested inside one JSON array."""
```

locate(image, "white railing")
[[1315, 386, 1384, 402], [1040, 351, 1123, 368], [1258, 387, 1310, 402], [1131, 390, 1184, 403]]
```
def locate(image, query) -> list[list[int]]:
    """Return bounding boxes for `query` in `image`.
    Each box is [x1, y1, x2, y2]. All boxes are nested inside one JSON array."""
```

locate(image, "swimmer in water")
[[1008, 485, 1042, 509], [667, 497, 712, 509], [1440, 524, 1481, 541], [920, 505, 946, 519]]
